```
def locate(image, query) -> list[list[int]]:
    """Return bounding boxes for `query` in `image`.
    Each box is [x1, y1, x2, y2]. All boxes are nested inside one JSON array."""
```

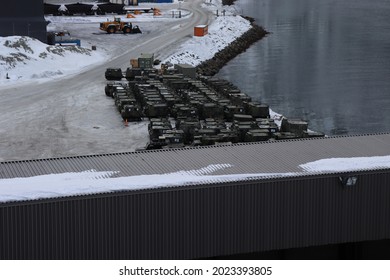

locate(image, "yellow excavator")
[[99, 17, 142, 34]]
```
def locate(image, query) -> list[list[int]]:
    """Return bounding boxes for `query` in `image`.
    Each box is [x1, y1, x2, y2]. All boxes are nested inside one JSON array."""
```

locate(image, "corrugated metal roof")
[[1, 133, 389, 179]]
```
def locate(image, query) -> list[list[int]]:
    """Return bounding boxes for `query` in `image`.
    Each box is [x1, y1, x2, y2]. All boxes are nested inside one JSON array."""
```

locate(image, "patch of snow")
[[269, 108, 284, 129], [299, 155, 390, 172]]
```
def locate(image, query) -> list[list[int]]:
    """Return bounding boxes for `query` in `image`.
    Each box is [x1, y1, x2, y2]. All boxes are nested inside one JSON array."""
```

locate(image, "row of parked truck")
[[104, 67, 324, 149]]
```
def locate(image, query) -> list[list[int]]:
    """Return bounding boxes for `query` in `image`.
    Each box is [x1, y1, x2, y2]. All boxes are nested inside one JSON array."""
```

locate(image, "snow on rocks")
[[0, 36, 106, 84]]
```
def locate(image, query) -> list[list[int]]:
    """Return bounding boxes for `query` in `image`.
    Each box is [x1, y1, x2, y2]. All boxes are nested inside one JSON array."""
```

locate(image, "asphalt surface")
[[0, 0, 213, 161]]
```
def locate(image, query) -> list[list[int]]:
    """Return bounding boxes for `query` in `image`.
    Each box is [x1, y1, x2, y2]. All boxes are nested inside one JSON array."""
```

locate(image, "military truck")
[[121, 104, 143, 121], [105, 68, 123, 80]]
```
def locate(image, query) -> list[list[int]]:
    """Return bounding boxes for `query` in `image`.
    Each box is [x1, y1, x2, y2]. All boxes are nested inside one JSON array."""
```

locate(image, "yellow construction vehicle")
[[99, 17, 141, 34]]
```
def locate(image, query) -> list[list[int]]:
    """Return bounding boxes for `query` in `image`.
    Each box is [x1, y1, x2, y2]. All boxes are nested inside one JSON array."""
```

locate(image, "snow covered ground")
[[1, 155, 390, 202], [0, 0, 246, 85], [0, 36, 107, 83]]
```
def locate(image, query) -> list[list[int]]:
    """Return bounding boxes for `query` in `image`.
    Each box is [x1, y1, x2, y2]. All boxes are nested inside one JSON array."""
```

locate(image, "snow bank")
[[0, 36, 106, 85], [164, 15, 251, 66], [1, 156, 389, 203]]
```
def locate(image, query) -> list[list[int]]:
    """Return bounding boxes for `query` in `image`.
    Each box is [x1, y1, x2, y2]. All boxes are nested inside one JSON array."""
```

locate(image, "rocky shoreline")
[[196, 18, 269, 76]]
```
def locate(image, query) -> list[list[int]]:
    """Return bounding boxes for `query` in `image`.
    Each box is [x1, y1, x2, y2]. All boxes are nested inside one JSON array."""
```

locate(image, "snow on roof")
[[300, 155, 390, 172], [0, 155, 389, 203]]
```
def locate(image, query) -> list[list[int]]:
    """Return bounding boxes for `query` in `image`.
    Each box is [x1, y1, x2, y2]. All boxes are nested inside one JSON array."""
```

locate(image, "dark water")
[[217, 0, 390, 135]]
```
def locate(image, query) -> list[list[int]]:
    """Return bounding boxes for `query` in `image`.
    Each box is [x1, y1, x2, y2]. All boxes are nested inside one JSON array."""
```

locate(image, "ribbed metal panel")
[[1, 134, 390, 180], [1, 170, 390, 259]]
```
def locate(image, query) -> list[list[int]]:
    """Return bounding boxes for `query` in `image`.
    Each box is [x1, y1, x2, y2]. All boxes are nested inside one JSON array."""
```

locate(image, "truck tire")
[[107, 26, 116, 33], [123, 27, 131, 34]]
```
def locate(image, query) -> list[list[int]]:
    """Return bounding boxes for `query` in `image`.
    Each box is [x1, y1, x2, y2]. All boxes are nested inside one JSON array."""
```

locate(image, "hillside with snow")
[[0, 36, 106, 83]]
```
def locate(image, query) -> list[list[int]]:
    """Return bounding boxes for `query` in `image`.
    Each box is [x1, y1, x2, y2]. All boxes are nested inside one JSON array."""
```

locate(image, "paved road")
[[0, 0, 213, 161]]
